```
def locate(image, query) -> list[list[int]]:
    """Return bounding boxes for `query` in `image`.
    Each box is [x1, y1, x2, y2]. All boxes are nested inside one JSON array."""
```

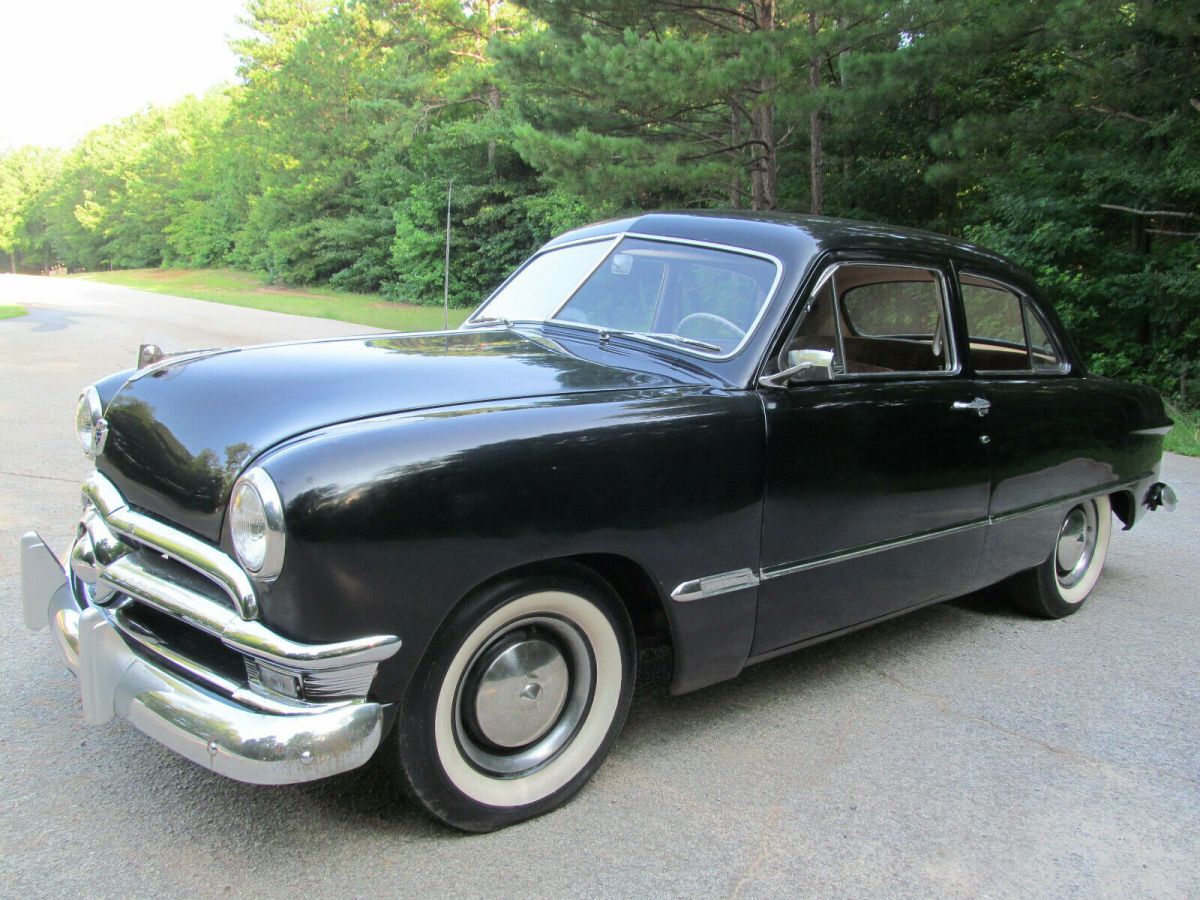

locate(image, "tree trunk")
[[750, 100, 777, 211], [809, 11, 824, 215], [749, 0, 777, 211]]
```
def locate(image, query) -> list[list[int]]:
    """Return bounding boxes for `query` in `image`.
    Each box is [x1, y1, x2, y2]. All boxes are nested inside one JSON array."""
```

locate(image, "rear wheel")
[[1011, 495, 1112, 619], [394, 567, 635, 832]]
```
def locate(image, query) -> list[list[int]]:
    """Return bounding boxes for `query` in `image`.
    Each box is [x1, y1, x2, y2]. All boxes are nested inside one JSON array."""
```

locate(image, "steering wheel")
[[675, 312, 745, 340]]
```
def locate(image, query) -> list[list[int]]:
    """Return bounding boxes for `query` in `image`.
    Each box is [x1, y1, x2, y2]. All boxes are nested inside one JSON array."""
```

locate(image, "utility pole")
[[443, 180, 453, 330]]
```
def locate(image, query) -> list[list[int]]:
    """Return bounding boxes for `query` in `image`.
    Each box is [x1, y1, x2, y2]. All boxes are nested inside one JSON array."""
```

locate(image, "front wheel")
[[394, 568, 635, 831], [1011, 495, 1112, 619]]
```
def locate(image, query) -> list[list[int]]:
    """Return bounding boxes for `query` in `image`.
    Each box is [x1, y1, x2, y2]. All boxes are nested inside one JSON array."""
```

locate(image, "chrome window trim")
[[1021, 302, 1072, 375], [468, 232, 785, 362]]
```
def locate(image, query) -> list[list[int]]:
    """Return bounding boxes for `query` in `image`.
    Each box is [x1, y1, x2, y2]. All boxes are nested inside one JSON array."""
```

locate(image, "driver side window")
[[785, 264, 956, 377]]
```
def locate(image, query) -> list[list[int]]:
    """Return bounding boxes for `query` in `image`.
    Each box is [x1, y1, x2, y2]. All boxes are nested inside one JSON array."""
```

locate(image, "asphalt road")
[[2, 273, 1197, 899]]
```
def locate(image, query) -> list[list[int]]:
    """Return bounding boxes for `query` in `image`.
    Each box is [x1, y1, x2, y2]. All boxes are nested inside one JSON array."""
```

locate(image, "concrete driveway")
[[2, 274, 1197, 898]]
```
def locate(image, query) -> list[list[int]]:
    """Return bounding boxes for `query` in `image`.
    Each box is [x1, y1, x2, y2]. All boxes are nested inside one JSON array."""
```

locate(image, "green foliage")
[[0, 0, 1193, 393], [0, 305, 27, 319], [0, 145, 62, 272]]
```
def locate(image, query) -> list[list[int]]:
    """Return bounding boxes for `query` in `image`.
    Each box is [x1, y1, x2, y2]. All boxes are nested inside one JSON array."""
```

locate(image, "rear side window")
[[961, 275, 1067, 373]]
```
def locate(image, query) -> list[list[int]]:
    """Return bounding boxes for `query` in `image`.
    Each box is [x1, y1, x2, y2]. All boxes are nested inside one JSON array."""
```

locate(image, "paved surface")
[[2, 273, 1197, 899]]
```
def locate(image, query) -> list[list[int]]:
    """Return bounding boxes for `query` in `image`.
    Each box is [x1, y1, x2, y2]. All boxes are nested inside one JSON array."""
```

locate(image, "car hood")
[[96, 329, 679, 540]]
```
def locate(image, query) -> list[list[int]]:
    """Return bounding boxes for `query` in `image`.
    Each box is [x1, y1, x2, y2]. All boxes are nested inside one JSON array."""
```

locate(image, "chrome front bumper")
[[21, 532, 391, 785]]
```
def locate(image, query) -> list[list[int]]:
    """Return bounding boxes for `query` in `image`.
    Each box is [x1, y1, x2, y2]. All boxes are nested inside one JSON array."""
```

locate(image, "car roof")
[[544, 210, 1024, 285], [535, 210, 1062, 386]]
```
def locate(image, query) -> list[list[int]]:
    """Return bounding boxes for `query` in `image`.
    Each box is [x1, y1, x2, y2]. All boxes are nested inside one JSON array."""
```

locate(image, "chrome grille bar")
[[83, 471, 259, 619], [99, 554, 400, 671]]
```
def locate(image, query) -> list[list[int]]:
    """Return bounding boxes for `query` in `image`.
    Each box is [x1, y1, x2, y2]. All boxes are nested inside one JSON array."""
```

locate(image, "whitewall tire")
[[394, 566, 635, 831], [1012, 495, 1112, 619]]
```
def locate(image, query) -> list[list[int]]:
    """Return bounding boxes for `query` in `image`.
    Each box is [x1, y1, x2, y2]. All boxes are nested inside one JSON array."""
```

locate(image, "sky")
[[1, 0, 251, 150]]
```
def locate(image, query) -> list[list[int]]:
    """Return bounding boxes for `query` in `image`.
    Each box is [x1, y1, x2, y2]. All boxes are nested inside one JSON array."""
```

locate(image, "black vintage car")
[[22, 211, 1175, 831]]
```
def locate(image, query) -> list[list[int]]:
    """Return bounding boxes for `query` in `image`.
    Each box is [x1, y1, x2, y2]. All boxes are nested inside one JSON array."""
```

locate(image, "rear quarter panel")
[[974, 374, 1170, 586]]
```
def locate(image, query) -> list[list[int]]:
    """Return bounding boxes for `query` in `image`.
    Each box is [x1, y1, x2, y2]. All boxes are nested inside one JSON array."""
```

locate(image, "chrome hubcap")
[[473, 638, 569, 748], [1056, 502, 1098, 590], [455, 617, 594, 777]]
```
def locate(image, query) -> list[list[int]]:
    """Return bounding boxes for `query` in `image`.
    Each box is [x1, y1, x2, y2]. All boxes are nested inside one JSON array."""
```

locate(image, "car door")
[[752, 259, 992, 657], [956, 271, 1130, 586]]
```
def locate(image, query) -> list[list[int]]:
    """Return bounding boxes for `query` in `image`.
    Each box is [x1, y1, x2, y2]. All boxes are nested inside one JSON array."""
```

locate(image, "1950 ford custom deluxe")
[[22, 211, 1175, 831]]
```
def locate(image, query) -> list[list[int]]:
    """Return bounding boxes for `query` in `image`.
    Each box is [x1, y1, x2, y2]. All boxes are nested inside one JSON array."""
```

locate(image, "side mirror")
[[758, 349, 834, 388]]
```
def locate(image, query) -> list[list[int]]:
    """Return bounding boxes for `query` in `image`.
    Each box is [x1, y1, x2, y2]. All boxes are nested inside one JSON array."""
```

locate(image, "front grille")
[[129, 548, 236, 612], [118, 601, 248, 686], [71, 471, 400, 709], [76, 470, 258, 619]]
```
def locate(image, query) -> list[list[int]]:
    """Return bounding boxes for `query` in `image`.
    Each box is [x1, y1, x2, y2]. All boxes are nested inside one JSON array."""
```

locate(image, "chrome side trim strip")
[[1132, 425, 1172, 437], [760, 482, 1140, 583], [83, 471, 260, 620], [671, 568, 760, 602], [761, 519, 990, 581], [987, 481, 1131, 526]]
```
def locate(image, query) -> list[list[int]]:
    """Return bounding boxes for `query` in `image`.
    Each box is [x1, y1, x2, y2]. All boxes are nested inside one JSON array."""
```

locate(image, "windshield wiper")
[[491, 320, 724, 354], [604, 330, 723, 353]]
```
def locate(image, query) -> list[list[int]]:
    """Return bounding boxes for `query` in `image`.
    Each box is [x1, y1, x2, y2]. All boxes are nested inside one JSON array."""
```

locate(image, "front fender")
[[252, 388, 767, 701]]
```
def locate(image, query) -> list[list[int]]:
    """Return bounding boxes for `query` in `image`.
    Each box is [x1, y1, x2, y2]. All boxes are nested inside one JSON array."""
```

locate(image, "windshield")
[[467, 236, 781, 357]]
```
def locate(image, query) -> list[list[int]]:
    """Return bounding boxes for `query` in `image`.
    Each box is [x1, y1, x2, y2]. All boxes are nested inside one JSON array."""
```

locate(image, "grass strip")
[[77, 268, 472, 331], [0, 304, 27, 319], [1164, 400, 1200, 458]]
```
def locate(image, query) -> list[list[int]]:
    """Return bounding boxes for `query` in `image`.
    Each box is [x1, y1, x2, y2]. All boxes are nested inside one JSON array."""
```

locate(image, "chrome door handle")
[[952, 397, 991, 416]]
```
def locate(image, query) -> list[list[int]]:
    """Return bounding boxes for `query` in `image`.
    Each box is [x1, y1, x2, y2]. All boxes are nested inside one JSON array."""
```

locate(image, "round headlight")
[[75, 386, 106, 458], [229, 468, 286, 580]]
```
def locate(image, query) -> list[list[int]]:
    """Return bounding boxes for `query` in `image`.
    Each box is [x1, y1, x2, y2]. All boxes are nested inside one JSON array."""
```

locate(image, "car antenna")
[[443, 179, 453, 331]]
